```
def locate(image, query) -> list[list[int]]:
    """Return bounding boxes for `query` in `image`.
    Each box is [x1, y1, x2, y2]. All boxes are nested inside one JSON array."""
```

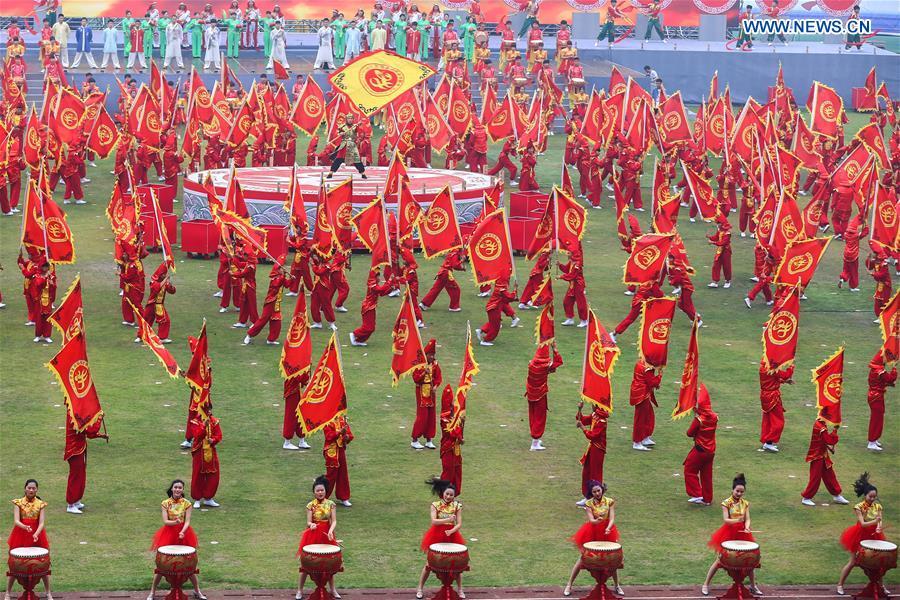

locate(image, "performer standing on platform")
[[411, 340, 442, 450], [327, 114, 367, 179], [297, 476, 340, 599], [525, 343, 562, 451], [564, 481, 622, 597], [837, 473, 887, 595], [845, 5, 863, 50], [596, 0, 623, 47], [516, 0, 540, 38], [800, 415, 849, 507], [64, 410, 106, 514], [323, 416, 353, 506], [702, 474, 762, 596], [736, 4, 754, 50], [148, 480, 204, 600], [6, 480, 52, 600], [576, 401, 608, 505], [683, 387, 717, 505], [765, 0, 788, 46], [416, 479, 465, 600], [644, 0, 666, 41], [866, 349, 896, 452]]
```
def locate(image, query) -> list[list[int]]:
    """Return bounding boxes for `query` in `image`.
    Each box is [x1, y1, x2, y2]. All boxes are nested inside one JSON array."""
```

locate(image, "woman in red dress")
[[148, 480, 205, 600], [702, 474, 761, 596], [564, 480, 621, 596], [837, 473, 887, 595], [297, 476, 339, 600], [416, 480, 464, 600], [6, 479, 52, 600]]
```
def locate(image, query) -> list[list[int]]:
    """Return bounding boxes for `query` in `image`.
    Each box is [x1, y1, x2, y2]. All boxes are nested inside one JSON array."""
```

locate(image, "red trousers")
[[832, 206, 851, 237], [677, 289, 697, 320], [143, 306, 171, 339], [0, 188, 9, 213], [440, 454, 463, 495], [412, 404, 436, 440], [238, 287, 259, 325], [480, 308, 502, 342], [247, 303, 281, 342], [614, 303, 641, 335], [122, 286, 143, 322], [470, 151, 486, 173], [621, 179, 643, 210], [8, 179, 21, 209], [632, 401, 655, 443], [191, 454, 220, 500], [63, 174, 83, 200], [580, 449, 604, 498], [310, 287, 335, 324], [487, 155, 517, 180], [66, 452, 87, 505], [325, 450, 351, 501], [748, 279, 772, 302], [801, 459, 842, 499], [34, 312, 52, 338], [220, 277, 242, 309], [528, 397, 547, 439], [421, 274, 461, 310], [711, 248, 732, 282], [331, 275, 350, 308], [759, 403, 785, 444], [563, 285, 588, 320], [868, 397, 884, 442], [839, 259, 859, 289], [739, 203, 755, 233], [683, 448, 714, 504], [352, 308, 378, 342], [283, 381, 302, 440], [520, 275, 542, 305]]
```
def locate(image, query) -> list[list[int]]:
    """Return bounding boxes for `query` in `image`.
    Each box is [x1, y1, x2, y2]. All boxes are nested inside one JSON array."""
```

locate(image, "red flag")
[[878, 290, 899, 361], [534, 292, 555, 346], [351, 197, 391, 268], [831, 143, 871, 189], [225, 99, 255, 148], [672, 317, 701, 420], [657, 92, 692, 147], [446, 81, 472, 136], [860, 67, 878, 111], [624, 234, 673, 285], [768, 195, 806, 258], [774, 237, 832, 287], [561, 164, 576, 199], [708, 71, 719, 102], [480, 83, 498, 123], [391, 287, 426, 385], [467, 208, 514, 285], [23, 108, 42, 170], [486, 92, 515, 141], [86, 104, 120, 159], [290, 76, 326, 135], [130, 86, 163, 148], [49, 275, 85, 343], [638, 297, 677, 368], [624, 98, 650, 153], [52, 87, 86, 146], [811, 347, 844, 426], [580, 90, 604, 143], [418, 186, 462, 259], [870, 183, 898, 253], [383, 149, 410, 199], [458, 321, 480, 393], [46, 332, 103, 431], [730, 100, 764, 164], [398, 179, 423, 242], [311, 188, 334, 257], [791, 113, 821, 170], [278, 290, 312, 381], [423, 91, 452, 153], [184, 321, 212, 394], [581, 309, 620, 412], [273, 58, 289, 80], [283, 164, 309, 238], [855, 122, 890, 170], [526, 196, 554, 260], [106, 184, 141, 245], [189, 67, 214, 124], [762, 285, 801, 371], [212, 206, 268, 258], [652, 161, 679, 234], [324, 177, 354, 252], [130, 299, 180, 378], [609, 66, 626, 96], [150, 60, 164, 99], [297, 333, 347, 435], [22, 179, 76, 264], [704, 97, 730, 156], [807, 82, 843, 139], [555, 187, 587, 253], [622, 77, 653, 133], [681, 161, 718, 221]]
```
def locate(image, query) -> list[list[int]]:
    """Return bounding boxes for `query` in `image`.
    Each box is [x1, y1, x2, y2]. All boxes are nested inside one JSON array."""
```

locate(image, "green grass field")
[[0, 109, 896, 592]]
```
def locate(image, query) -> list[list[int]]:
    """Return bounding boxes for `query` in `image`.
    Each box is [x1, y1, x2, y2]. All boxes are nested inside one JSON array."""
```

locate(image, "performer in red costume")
[[286, 235, 313, 295], [800, 415, 849, 506], [560, 246, 588, 327], [310, 253, 337, 330], [486, 138, 518, 182], [282, 369, 311, 451], [141, 264, 175, 343], [119, 243, 145, 326], [243, 262, 292, 345], [349, 266, 393, 346], [31, 256, 56, 343], [416, 478, 465, 599], [189, 411, 222, 508], [866, 349, 896, 451], [866, 250, 892, 320], [629, 359, 662, 451], [439, 396, 464, 493], [519, 251, 549, 308], [148, 479, 205, 599], [64, 411, 106, 514], [411, 340, 442, 450], [837, 473, 888, 596], [702, 474, 761, 596], [707, 214, 732, 289], [296, 475, 340, 599], [564, 481, 622, 597], [611, 280, 663, 341], [323, 415, 353, 506], [838, 215, 866, 291], [232, 244, 259, 328], [475, 276, 519, 346], [7, 479, 53, 598], [420, 249, 465, 312], [683, 387, 717, 505], [575, 401, 608, 504], [758, 363, 793, 452], [518, 143, 539, 191], [524, 343, 562, 451]]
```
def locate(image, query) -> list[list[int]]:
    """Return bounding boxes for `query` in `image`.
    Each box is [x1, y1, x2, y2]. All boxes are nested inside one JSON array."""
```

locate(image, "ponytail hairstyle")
[[166, 479, 186, 498], [313, 475, 329, 492], [732, 473, 747, 490], [24, 479, 41, 501], [853, 472, 876, 498], [430, 478, 457, 498]]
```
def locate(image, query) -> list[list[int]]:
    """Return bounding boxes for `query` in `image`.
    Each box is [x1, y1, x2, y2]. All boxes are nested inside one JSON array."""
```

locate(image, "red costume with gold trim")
[[577, 406, 608, 498], [189, 415, 222, 501], [323, 416, 353, 502], [64, 414, 104, 505], [800, 418, 843, 500]]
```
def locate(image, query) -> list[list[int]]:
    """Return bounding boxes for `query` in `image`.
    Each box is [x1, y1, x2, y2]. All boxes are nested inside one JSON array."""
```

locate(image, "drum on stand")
[[855, 540, 897, 600], [426, 543, 469, 600], [7, 548, 50, 600], [578, 542, 622, 600], [717, 541, 760, 600], [154, 545, 198, 600], [299, 544, 343, 600]]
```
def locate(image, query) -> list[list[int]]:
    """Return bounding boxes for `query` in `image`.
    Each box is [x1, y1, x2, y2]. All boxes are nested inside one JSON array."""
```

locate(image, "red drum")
[[155, 545, 198, 575], [857, 540, 898, 571], [7, 548, 50, 600], [719, 540, 761, 570], [300, 544, 343, 575], [581, 541, 623, 571], [427, 543, 470, 574]]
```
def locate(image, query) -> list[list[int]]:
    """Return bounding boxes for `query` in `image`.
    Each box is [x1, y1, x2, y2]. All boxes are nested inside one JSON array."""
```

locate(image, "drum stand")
[[301, 566, 343, 600], [155, 566, 198, 600], [580, 567, 618, 600], [852, 566, 891, 600], [717, 567, 756, 600], [430, 566, 468, 600], [6, 567, 49, 600]]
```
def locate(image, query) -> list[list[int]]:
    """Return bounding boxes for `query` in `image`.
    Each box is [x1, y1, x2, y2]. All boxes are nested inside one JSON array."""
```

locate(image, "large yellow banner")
[[329, 50, 435, 117]]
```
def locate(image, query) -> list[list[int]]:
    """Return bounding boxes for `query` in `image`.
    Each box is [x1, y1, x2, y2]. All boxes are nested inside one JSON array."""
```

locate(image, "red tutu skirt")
[[421, 524, 465, 552], [150, 524, 198, 550], [297, 520, 333, 556], [708, 522, 755, 551], [7, 519, 49, 550], [570, 519, 620, 547], [840, 522, 886, 553]]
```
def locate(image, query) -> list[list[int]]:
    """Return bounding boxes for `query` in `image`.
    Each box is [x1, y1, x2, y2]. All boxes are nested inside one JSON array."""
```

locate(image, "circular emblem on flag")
[[45, 217, 68, 243], [368, 223, 380, 245], [305, 367, 333, 404], [663, 112, 682, 132], [819, 100, 837, 123], [692, 0, 738, 14], [336, 203, 353, 231], [424, 207, 449, 235], [393, 319, 409, 354], [823, 373, 842, 402], [786, 252, 813, 275], [630, 97, 642, 116], [648, 318, 671, 344], [535, 216, 552, 239], [491, 110, 508, 126], [397, 103, 414, 123], [304, 96, 322, 117], [438, 96, 449, 115], [767, 310, 797, 345], [844, 160, 860, 181], [199, 357, 210, 383], [97, 124, 115, 146], [68, 359, 92, 399], [115, 219, 133, 241], [588, 340, 609, 376], [275, 105, 287, 120], [287, 315, 308, 347], [426, 114, 440, 136], [780, 216, 799, 241], [564, 208, 582, 236], [239, 115, 252, 135], [216, 100, 230, 115], [757, 210, 774, 237], [67, 308, 84, 340], [591, 110, 600, 128], [404, 202, 419, 224], [475, 232, 502, 261], [880, 202, 896, 227], [147, 111, 162, 133], [359, 64, 405, 98], [631, 0, 674, 12], [711, 115, 725, 136], [452, 100, 468, 122], [317, 207, 332, 233], [27, 127, 40, 150], [85, 105, 100, 121], [385, 119, 397, 137], [197, 89, 212, 107], [61, 108, 79, 130], [634, 245, 661, 270]]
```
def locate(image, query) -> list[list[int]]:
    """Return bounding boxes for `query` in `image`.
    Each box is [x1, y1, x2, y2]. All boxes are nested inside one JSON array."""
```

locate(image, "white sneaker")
[[448, 307, 461, 312], [75, 501, 85, 509], [477, 291, 490, 297], [641, 437, 656, 446], [801, 497, 816, 506], [424, 440, 436, 449], [750, 276, 759, 282], [609, 332, 617, 344], [335, 305, 348, 313], [193, 501, 202, 508], [800, 294, 808, 301], [122, 321, 134, 326], [89, 162, 97, 167], [213, 291, 224, 298], [762, 443, 779, 452], [160, 338, 172, 344], [518, 303, 527, 309], [266, 340, 280, 345], [388, 289, 401, 297], [723, 281, 731, 289], [25, 321, 34, 326], [479, 340, 494, 346], [510, 317, 520, 327], [419, 302, 429, 311], [219, 307, 228, 313], [285, 291, 298, 297], [243, 335, 252, 345], [66, 504, 83, 514], [283, 440, 300, 450], [411, 441, 425, 450], [43, 337, 53, 343], [340, 500, 352, 507], [741, 232, 746, 238], [80, 178, 91, 184], [329, 322, 338, 331], [232, 322, 247, 328], [833, 495, 850, 505], [297, 439, 311, 449], [689, 217, 696, 223], [561, 318, 575, 326], [688, 497, 705, 504], [203, 499, 220, 507], [575, 498, 588, 507], [744, 297, 752, 309], [671, 286, 682, 296], [577, 320, 588, 328], [34, 336, 42, 343], [632, 442, 650, 451], [417, 320, 426, 328], [475, 328, 483, 342], [875, 440, 883, 447], [180, 440, 192, 449], [624, 290, 634, 296], [350, 332, 367, 346], [530, 439, 546, 451], [310, 322, 323, 329], [707, 282, 718, 288], [765, 300, 774, 306], [75, 199, 87, 205], [850, 288, 860, 292], [867, 441, 883, 451]]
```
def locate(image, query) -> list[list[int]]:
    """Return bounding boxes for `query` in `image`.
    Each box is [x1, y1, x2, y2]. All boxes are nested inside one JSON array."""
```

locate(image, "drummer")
[[837, 472, 886, 595], [564, 480, 622, 597], [416, 479, 464, 600], [702, 473, 762, 596], [6, 479, 52, 600], [297, 475, 339, 600], [148, 480, 205, 600]]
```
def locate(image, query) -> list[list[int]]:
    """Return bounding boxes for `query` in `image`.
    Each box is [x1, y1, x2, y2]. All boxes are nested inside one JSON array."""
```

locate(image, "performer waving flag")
[[280, 287, 312, 451]]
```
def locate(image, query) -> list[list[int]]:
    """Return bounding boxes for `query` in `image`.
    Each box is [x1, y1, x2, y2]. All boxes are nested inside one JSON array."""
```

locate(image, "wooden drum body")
[[300, 544, 344, 575], [719, 541, 761, 570], [581, 541, 623, 571], [857, 540, 898, 571], [427, 543, 470, 574], [7, 548, 50, 600], [154, 545, 198, 600]]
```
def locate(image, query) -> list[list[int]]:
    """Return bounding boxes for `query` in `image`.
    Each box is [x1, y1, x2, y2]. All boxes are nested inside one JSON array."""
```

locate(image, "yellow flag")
[[328, 51, 435, 116]]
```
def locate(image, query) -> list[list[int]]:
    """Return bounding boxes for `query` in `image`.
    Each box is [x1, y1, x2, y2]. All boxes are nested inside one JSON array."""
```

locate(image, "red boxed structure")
[[508, 191, 549, 218], [181, 220, 220, 255], [261, 224, 288, 261], [508, 216, 541, 254], [141, 212, 178, 249], [852, 87, 877, 111], [136, 183, 176, 214]]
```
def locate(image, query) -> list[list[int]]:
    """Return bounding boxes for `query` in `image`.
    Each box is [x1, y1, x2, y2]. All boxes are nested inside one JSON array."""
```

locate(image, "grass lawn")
[[0, 109, 896, 591]]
